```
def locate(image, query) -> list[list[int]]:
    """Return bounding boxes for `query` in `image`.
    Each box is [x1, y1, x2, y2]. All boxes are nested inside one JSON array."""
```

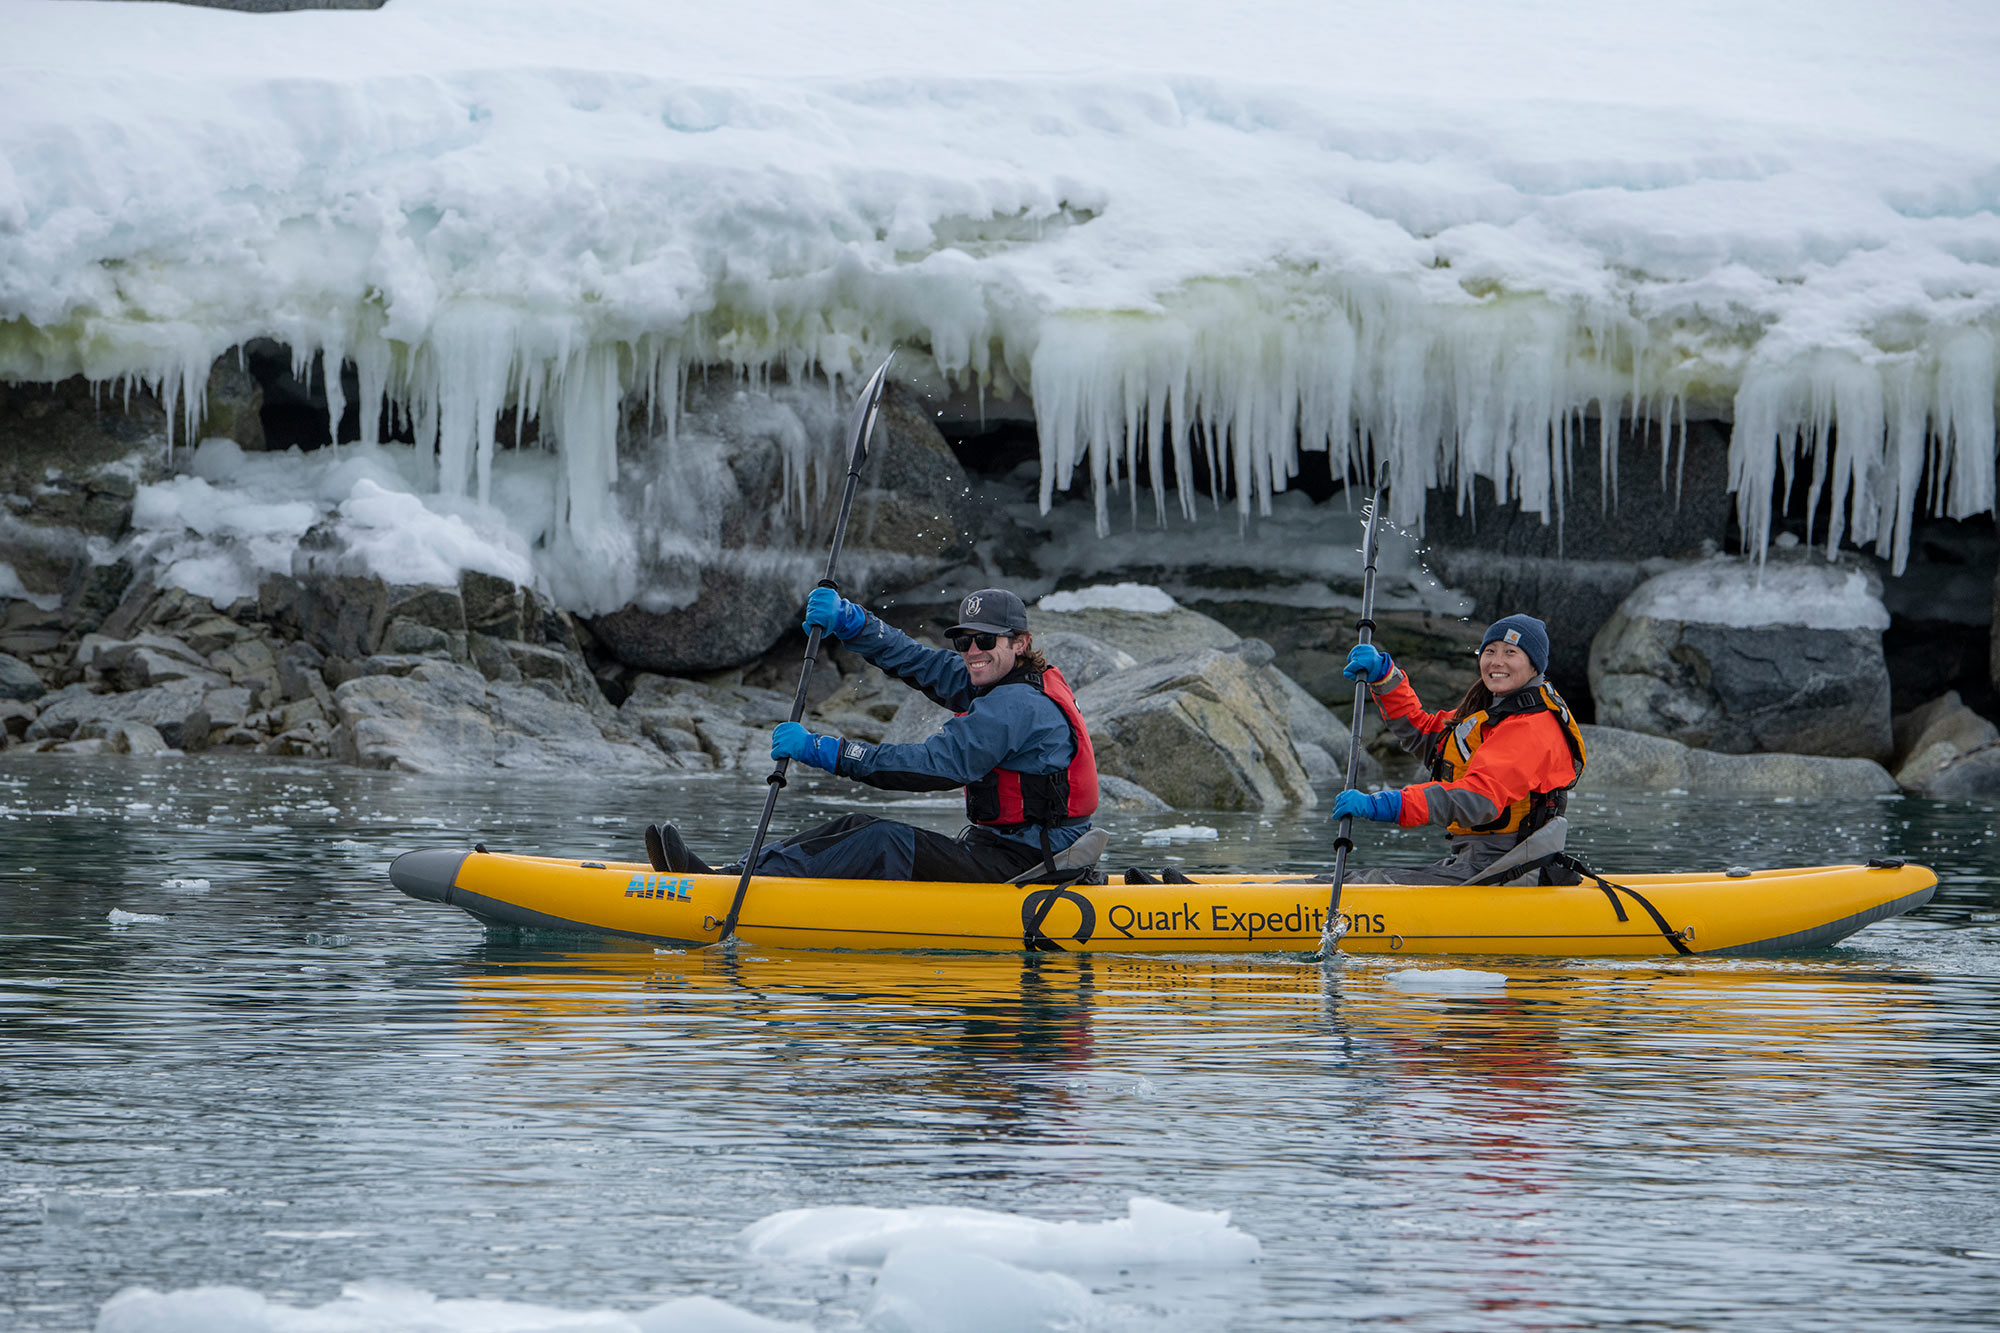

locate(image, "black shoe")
[[657, 822, 714, 875], [1123, 867, 1160, 884], [643, 824, 671, 872]]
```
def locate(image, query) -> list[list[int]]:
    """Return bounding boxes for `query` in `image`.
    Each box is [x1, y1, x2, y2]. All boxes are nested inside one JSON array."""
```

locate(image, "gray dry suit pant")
[[1342, 818, 1573, 887]]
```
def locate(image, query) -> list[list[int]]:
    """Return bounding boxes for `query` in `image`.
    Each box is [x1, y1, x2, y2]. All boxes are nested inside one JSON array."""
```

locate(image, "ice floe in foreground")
[[739, 1195, 1259, 1268]]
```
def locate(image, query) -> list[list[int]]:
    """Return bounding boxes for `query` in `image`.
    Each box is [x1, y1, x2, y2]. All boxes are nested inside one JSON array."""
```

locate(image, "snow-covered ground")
[[3, 0, 1996, 611]]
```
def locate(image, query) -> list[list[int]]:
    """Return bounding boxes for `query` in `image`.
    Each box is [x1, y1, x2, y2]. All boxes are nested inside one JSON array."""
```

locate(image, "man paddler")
[[646, 587, 1100, 882]]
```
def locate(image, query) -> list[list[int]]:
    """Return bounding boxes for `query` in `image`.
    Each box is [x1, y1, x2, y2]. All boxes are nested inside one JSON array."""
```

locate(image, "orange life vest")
[[1426, 681, 1587, 837]]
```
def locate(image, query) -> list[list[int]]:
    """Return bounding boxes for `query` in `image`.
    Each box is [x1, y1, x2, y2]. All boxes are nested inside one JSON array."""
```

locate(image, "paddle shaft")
[[718, 356, 892, 941], [1322, 487, 1384, 951]]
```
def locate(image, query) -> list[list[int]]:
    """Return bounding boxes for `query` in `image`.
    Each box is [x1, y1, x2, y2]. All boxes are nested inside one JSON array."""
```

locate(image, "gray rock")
[[259, 570, 389, 660], [1029, 604, 1241, 664], [588, 379, 974, 675], [485, 682, 675, 774], [94, 641, 230, 693], [1917, 747, 2000, 798], [1, 698, 36, 738], [0, 651, 43, 701], [879, 693, 954, 746], [388, 584, 468, 636], [1096, 774, 1172, 813], [1257, 658, 1377, 784], [276, 643, 332, 706], [1076, 648, 1315, 811], [1034, 630, 1136, 689], [0, 512, 92, 604], [208, 637, 281, 702], [0, 378, 166, 499], [26, 679, 214, 749], [589, 559, 817, 675], [202, 686, 254, 732], [842, 381, 979, 566], [378, 617, 456, 657], [1889, 692, 2000, 796], [111, 722, 170, 756], [1576, 724, 1897, 795], [1589, 559, 1893, 760], [461, 571, 526, 641]]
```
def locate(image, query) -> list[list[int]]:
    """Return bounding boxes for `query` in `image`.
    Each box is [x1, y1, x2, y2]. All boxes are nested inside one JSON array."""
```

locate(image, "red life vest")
[[963, 664, 1099, 828]]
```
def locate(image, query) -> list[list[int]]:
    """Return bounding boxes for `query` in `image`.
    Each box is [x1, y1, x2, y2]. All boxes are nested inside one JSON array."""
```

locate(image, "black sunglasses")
[[949, 632, 1007, 652]]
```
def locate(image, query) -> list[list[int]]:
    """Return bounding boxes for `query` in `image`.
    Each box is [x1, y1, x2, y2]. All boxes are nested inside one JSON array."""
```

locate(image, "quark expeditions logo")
[[1019, 884, 1389, 948], [626, 873, 692, 903], [1104, 902, 1381, 941]]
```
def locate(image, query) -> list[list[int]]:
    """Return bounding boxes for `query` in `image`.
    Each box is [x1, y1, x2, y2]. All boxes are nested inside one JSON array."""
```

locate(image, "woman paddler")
[[1332, 613, 1586, 885], [647, 587, 1099, 882]]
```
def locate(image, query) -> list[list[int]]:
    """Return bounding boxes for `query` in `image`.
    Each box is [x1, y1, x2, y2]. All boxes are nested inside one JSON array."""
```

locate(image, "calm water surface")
[[3, 754, 1999, 1331]]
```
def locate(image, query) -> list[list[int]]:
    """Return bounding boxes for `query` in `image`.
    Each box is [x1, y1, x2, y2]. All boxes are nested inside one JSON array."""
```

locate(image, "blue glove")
[[1333, 788, 1401, 823], [802, 587, 866, 639], [1342, 643, 1392, 683], [771, 721, 841, 773]]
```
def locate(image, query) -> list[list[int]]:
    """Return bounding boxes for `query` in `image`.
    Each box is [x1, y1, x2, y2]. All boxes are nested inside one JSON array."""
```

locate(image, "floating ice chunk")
[[741, 1195, 1260, 1269], [107, 910, 167, 925], [631, 1296, 812, 1333], [1037, 582, 1178, 614], [160, 878, 210, 891], [94, 1280, 809, 1333], [867, 1247, 1096, 1333], [1384, 967, 1509, 992], [1140, 825, 1220, 844]]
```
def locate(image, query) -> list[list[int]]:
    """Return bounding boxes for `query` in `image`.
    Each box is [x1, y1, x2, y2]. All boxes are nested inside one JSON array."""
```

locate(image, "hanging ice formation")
[[8, 263, 1998, 605]]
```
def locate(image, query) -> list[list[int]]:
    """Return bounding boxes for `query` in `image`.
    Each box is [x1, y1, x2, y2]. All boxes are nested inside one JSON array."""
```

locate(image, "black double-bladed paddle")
[[1319, 484, 1384, 958], [716, 353, 894, 943]]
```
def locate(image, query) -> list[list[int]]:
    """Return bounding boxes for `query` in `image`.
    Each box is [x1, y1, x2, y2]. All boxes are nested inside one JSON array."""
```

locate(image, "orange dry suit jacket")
[[1368, 663, 1583, 836]]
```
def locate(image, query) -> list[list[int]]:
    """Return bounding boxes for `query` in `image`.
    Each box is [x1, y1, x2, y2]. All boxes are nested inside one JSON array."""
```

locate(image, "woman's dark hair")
[[1448, 679, 1495, 728]]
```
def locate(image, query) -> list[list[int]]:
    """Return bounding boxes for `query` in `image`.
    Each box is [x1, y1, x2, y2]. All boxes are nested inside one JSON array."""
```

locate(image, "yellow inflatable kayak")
[[388, 847, 1936, 958]]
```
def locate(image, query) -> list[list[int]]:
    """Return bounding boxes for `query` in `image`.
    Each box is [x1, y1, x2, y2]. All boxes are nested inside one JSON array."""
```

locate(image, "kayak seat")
[[1010, 829, 1109, 885]]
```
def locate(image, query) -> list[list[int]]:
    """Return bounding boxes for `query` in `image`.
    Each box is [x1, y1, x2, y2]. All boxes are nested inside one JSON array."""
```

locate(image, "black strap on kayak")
[[1553, 853, 1693, 955]]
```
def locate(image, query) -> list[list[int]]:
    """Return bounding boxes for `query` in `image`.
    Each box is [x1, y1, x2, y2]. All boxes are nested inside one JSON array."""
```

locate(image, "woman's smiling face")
[[1479, 639, 1537, 694]]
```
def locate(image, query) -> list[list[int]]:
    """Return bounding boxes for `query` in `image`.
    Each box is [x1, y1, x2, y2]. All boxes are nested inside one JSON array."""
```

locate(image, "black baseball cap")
[[947, 588, 1029, 636]]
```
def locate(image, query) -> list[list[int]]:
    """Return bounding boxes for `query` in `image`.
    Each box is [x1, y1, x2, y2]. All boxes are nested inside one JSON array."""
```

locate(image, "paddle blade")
[[843, 353, 893, 474]]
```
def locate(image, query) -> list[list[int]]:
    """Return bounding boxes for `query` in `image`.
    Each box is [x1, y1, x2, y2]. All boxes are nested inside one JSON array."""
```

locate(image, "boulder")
[[1029, 603, 1240, 664], [258, 570, 389, 661], [589, 559, 817, 674], [588, 379, 976, 674], [0, 651, 43, 701], [1075, 647, 1315, 811], [1576, 724, 1897, 796], [1258, 655, 1377, 785], [1890, 692, 2000, 797], [1097, 774, 1172, 812], [1, 698, 36, 739], [25, 679, 215, 750], [1589, 558, 1892, 760], [0, 378, 166, 498], [329, 660, 669, 775], [486, 681, 674, 774], [1034, 630, 1136, 689]]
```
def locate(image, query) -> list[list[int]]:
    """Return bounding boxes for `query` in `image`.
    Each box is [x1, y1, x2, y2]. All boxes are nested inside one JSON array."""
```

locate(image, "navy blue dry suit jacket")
[[830, 610, 1090, 859]]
